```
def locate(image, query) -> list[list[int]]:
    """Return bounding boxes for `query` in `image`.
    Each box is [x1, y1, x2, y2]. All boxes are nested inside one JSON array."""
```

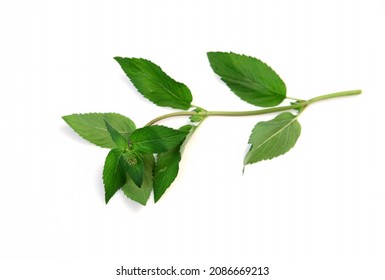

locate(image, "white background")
[[1, 0, 384, 279]]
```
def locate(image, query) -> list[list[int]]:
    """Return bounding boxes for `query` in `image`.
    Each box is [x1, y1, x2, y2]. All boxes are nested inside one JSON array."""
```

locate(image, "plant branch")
[[145, 90, 362, 126]]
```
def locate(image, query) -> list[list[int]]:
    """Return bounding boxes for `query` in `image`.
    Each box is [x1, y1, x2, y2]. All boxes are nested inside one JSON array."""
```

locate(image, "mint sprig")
[[63, 52, 362, 206]]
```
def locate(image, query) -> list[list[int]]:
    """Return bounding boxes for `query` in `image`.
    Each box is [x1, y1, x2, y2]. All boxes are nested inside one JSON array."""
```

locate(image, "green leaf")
[[114, 57, 193, 110], [131, 125, 189, 154], [121, 151, 144, 187], [244, 112, 301, 165], [104, 120, 128, 149], [62, 113, 136, 148], [153, 125, 194, 202], [153, 147, 181, 203], [103, 148, 125, 204], [207, 52, 286, 107], [122, 155, 154, 205]]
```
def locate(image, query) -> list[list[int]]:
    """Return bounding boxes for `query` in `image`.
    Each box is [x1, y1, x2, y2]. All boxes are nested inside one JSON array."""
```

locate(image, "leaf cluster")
[[63, 54, 199, 204]]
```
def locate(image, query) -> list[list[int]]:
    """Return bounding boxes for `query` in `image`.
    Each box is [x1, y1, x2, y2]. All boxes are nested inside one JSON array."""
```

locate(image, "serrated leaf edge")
[[244, 113, 301, 165], [207, 51, 286, 107], [114, 57, 192, 110]]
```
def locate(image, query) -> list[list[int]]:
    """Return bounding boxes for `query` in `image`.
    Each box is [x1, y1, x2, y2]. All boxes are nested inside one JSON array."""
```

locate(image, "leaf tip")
[[61, 114, 71, 123], [62, 114, 78, 129], [206, 51, 220, 60], [105, 193, 111, 204], [132, 178, 143, 189], [103, 118, 110, 127], [154, 192, 164, 204]]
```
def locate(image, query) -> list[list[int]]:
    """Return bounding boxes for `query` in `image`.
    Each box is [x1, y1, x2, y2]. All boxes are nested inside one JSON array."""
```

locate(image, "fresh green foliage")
[[103, 148, 126, 203], [153, 125, 194, 202], [105, 120, 129, 149], [130, 125, 189, 154], [207, 52, 286, 107], [244, 112, 301, 165], [114, 57, 192, 110], [122, 155, 154, 205], [63, 51, 361, 206], [122, 151, 144, 187], [62, 113, 135, 148], [153, 147, 181, 202]]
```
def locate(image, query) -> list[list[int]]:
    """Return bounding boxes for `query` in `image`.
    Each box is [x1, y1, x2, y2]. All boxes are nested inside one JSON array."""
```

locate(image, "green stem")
[[307, 89, 362, 104], [206, 104, 303, 117], [145, 111, 197, 126], [145, 90, 361, 126]]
